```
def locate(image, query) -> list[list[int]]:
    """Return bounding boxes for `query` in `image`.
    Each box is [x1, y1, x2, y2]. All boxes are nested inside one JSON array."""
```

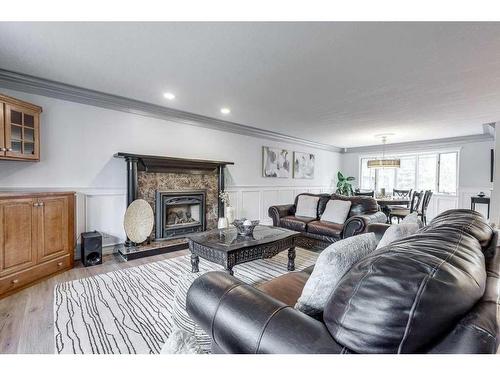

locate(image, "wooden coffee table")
[[187, 225, 300, 275]]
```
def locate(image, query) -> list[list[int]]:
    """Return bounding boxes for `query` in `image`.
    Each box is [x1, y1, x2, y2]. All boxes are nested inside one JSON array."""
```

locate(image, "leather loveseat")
[[268, 193, 387, 250], [186, 209, 500, 354]]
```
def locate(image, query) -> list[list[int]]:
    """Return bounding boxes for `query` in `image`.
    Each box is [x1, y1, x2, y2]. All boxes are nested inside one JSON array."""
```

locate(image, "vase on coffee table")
[[225, 206, 235, 225]]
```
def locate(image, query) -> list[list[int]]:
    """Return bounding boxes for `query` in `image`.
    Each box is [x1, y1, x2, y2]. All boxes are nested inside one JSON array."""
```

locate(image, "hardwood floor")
[[0, 249, 188, 354]]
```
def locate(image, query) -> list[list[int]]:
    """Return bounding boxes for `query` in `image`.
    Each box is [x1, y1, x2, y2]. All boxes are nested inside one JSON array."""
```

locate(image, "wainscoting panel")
[[458, 187, 491, 219], [239, 190, 261, 220], [261, 190, 279, 222], [277, 189, 295, 205], [225, 186, 332, 225], [84, 191, 127, 247]]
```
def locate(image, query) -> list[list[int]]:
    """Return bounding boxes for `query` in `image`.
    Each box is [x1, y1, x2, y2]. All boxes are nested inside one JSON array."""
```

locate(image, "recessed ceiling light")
[[163, 92, 176, 100], [220, 107, 231, 115]]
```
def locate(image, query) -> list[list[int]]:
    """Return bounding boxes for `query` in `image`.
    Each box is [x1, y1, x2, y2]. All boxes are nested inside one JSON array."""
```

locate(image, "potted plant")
[[336, 171, 355, 196]]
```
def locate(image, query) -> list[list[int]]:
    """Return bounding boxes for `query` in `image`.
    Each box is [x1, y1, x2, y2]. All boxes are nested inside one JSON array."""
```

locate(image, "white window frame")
[[359, 149, 459, 196]]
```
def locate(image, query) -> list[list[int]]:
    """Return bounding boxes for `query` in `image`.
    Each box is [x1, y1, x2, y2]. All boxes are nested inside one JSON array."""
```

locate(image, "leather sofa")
[[186, 209, 500, 354], [268, 193, 387, 250]]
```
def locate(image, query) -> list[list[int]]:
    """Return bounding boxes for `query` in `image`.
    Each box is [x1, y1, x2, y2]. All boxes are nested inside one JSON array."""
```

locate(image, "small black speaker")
[[81, 231, 102, 267]]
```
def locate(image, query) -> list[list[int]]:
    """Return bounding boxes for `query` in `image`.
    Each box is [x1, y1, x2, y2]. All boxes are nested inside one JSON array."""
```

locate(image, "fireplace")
[[156, 190, 206, 240]]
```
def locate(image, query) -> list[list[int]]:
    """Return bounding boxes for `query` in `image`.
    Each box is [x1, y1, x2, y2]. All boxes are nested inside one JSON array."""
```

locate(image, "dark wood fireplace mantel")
[[114, 152, 234, 222], [114, 152, 234, 174]]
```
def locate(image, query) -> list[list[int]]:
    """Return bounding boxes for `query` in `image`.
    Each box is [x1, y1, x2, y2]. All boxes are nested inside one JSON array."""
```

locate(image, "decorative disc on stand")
[[124, 199, 154, 244]]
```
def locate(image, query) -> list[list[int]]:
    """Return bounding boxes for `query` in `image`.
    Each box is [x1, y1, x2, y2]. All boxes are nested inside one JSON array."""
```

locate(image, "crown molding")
[[0, 69, 341, 153], [343, 133, 494, 154]]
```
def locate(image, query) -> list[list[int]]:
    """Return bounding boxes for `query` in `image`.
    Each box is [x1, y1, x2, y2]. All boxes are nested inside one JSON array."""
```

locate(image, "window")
[[417, 154, 437, 191], [438, 152, 458, 194], [360, 151, 458, 195], [360, 158, 375, 190], [396, 156, 416, 189]]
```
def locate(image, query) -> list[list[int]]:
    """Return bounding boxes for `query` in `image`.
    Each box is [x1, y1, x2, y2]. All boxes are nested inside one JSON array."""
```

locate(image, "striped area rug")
[[54, 248, 318, 354]]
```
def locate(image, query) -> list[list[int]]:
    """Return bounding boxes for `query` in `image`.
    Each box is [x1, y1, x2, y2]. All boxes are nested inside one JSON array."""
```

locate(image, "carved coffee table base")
[[189, 235, 297, 276]]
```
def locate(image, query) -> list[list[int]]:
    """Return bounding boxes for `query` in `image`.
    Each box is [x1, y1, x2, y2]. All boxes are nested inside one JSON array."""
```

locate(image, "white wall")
[[341, 140, 494, 221], [0, 89, 341, 248]]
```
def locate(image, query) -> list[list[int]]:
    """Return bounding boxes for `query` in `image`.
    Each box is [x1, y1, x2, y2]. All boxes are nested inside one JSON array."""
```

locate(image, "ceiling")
[[1, 22, 500, 148]]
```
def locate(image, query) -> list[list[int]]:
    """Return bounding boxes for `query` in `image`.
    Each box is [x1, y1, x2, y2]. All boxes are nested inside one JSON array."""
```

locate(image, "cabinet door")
[[4, 103, 40, 161], [0, 103, 5, 156], [0, 198, 37, 276], [37, 196, 70, 263]]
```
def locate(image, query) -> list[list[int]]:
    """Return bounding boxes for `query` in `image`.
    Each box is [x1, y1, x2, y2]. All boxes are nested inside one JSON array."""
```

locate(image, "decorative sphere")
[[124, 199, 154, 243]]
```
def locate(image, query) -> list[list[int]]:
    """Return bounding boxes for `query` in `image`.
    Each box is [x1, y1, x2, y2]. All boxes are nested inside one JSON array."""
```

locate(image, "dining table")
[[376, 197, 411, 223]]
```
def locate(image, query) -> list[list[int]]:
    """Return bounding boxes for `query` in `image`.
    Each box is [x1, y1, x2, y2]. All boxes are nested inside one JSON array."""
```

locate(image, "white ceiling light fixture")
[[220, 107, 231, 115], [163, 92, 176, 100], [367, 134, 401, 169]]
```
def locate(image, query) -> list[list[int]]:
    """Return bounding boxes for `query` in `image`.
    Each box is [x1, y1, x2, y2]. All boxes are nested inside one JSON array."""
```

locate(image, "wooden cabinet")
[[0, 94, 42, 161], [0, 192, 74, 298]]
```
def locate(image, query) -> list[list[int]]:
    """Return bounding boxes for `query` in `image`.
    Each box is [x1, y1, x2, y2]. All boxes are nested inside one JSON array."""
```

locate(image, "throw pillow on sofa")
[[321, 199, 352, 224], [295, 232, 378, 318], [401, 212, 424, 228], [376, 222, 420, 249], [295, 195, 320, 218]]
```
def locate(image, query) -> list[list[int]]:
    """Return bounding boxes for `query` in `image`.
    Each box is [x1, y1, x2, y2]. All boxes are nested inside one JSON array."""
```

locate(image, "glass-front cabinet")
[[0, 94, 42, 161]]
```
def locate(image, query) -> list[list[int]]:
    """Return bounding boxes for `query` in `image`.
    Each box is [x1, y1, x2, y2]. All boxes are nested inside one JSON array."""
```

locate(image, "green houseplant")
[[336, 171, 355, 196]]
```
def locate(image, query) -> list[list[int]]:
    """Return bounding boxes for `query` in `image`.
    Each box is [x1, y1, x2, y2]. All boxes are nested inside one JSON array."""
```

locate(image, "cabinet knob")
[[0, 147, 5, 152], [33, 202, 39, 207], [12, 279, 19, 284], [57, 262, 63, 267], [6, 148, 12, 152]]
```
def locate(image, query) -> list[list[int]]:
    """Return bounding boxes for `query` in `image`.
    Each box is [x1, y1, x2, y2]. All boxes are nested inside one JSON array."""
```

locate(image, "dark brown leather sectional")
[[187, 209, 500, 354], [268, 193, 387, 249]]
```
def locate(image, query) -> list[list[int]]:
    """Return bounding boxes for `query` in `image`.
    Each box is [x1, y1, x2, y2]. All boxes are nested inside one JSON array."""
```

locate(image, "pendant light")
[[367, 135, 400, 169]]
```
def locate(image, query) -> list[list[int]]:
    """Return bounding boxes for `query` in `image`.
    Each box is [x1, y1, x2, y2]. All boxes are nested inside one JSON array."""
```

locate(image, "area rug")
[[54, 249, 318, 354]]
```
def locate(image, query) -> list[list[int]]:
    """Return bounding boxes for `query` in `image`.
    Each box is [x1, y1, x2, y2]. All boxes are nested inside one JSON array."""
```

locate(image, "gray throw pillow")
[[295, 233, 378, 318], [295, 195, 320, 218], [376, 222, 420, 249], [401, 212, 424, 228], [321, 199, 352, 224]]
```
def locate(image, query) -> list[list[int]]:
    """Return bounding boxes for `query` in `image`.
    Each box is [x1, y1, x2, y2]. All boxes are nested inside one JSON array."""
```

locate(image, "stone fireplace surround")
[[114, 152, 233, 260]]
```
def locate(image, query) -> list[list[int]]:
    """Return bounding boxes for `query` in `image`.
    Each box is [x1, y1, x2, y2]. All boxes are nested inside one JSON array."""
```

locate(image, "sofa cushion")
[[323, 210, 489, 353], [307, 220, 343, 238], [295, 233, 378, 318], [280, 215, 316, 232], [257, 271, 310, 306], [330, 193, 378, 217], [295, 195, 320, 218], [321, 200, 352, 224]]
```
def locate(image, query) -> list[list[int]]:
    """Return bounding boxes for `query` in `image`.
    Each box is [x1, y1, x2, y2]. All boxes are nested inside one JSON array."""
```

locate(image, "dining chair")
[[418, 190, 433, 225], [389, 190, 424, 223], [393, 189, 412, 208], [354, 190, 375, 197]]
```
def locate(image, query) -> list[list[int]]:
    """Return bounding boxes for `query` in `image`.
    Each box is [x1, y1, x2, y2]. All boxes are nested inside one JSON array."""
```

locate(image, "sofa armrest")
[[342, 211, 387, 239], [186, 271, 343, 354], [268, 204, 294, 226]]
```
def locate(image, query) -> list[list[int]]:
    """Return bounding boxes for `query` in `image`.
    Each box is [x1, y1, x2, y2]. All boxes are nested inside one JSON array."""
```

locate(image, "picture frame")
[[262, 146, 291, 178], [293, 151, 315, 179]]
